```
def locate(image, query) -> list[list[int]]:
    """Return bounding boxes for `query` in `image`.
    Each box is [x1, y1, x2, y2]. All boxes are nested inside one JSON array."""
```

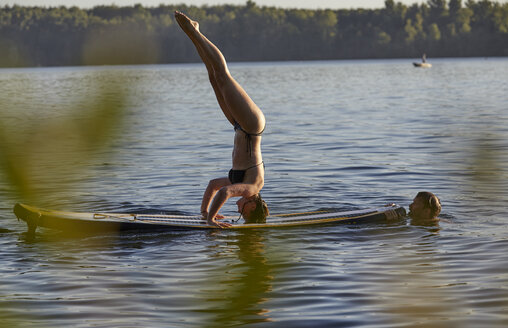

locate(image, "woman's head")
[[409, 191, 441, 221], [236, 194, 269, 224]]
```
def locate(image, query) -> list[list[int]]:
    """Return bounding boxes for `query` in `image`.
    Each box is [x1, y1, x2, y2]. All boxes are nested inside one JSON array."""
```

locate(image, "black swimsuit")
[[229, 162, 264, 184], [229, 122, 265, 184]]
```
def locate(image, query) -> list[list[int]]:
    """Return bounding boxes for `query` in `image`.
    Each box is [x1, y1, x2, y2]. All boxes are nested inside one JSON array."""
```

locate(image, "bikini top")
[[234, 121, 265, 156]]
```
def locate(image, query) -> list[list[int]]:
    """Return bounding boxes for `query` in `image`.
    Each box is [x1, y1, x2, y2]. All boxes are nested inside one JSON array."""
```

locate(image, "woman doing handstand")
[[175, 11, 269, 228]]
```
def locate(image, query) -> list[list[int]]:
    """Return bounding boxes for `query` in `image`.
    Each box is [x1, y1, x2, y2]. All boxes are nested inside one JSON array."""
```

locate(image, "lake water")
[[1, 58, 507, 327]]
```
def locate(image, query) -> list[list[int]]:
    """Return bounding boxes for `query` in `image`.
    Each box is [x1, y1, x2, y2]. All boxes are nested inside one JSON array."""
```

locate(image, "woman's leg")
[[175, 11, 265, 133], [190, 32, 236, 125]]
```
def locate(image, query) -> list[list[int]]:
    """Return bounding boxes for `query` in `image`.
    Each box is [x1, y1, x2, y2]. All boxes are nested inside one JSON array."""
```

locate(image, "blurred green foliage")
[[470, 137, 507, 197], [1, 0, 508, 67], [0, 70, 127, 319], [0, 75, 127, 204]]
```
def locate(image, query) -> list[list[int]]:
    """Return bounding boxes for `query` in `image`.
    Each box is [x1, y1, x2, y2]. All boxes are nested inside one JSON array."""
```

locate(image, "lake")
[[1, 58, 507, 327]]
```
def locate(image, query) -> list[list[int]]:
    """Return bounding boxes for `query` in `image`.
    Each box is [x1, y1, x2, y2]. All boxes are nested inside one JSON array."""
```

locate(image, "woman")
[[175, 11, 269, 228], [408, 191, 441, 222]]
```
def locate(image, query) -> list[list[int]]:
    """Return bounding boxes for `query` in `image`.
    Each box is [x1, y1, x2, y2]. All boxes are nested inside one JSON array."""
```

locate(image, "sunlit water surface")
[[1, 58, 508, 327]]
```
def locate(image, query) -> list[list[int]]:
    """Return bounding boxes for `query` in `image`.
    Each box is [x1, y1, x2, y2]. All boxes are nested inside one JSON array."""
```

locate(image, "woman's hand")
[[207, 218, 232, 228], [202, 210, 229, 228]]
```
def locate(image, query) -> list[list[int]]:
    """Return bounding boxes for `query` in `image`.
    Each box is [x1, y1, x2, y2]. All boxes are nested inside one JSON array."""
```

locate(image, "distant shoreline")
[[3, 56, 507, 71], [1, 1, 508, 67]]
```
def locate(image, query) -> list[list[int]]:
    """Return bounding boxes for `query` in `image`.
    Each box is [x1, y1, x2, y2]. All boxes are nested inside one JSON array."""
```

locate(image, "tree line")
[[1, 0, 507, 67]]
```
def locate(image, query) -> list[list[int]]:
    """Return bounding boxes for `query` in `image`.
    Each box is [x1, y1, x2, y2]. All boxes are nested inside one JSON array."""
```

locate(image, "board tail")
[[13, 203, 41, 235]]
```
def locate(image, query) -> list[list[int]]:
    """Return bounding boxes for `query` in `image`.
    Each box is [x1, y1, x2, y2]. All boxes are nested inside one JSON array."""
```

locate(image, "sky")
[[0, 0, 431, 10], [3, 0, 507, 9]]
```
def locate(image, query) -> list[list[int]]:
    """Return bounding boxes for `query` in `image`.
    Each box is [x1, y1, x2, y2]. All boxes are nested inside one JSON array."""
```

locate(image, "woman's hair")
[[244, 194, 269, 224], [416, 191, 441, 219]]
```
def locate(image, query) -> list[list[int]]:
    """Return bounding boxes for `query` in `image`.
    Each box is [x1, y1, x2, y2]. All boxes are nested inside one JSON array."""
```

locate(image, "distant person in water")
[[175, 11, 269, 228], [408, 191, 441, 222], [422, 53, 427, 63]]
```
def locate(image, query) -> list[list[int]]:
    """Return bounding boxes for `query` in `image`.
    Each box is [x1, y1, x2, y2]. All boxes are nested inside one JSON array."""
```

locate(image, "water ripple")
[[1, 59, 508, 327]]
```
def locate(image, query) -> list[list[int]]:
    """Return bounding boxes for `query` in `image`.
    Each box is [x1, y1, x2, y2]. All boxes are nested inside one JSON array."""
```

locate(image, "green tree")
[[457, 6, 473, 33], [449, 0, 463, 16], [428, 22, 442, 40], [1, 1, 508, 66], [404, 18, 418, 43], [493, 3, 508, 33]]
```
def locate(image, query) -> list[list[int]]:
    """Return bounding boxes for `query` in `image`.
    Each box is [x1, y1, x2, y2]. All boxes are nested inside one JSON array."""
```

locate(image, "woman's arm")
[[201, 177, 230, 218], [206, 183, 258, 228]]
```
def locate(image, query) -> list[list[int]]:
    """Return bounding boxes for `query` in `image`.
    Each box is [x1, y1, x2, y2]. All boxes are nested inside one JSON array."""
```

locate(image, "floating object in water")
[[413, 62, 432, 68], [13, 203, 406, 233]]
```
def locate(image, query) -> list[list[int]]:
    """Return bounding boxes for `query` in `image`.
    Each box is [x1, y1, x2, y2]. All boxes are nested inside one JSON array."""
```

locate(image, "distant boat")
[[413, 62, 432, 68]]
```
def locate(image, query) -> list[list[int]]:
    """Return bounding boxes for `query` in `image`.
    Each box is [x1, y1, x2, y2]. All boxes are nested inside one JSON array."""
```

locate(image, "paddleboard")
[[13, 203, 406, 233], [413, 62, 432, 68]]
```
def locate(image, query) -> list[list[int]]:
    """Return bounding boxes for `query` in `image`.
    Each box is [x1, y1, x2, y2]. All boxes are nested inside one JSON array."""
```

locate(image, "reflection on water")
[[380, 230, 453, 327], [198, 230, 274, 326], [1, 58, 508, 327]]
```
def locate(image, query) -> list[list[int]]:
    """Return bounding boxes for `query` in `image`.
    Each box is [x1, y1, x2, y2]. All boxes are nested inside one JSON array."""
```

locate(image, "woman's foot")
[[174, 11, 200, 36]]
